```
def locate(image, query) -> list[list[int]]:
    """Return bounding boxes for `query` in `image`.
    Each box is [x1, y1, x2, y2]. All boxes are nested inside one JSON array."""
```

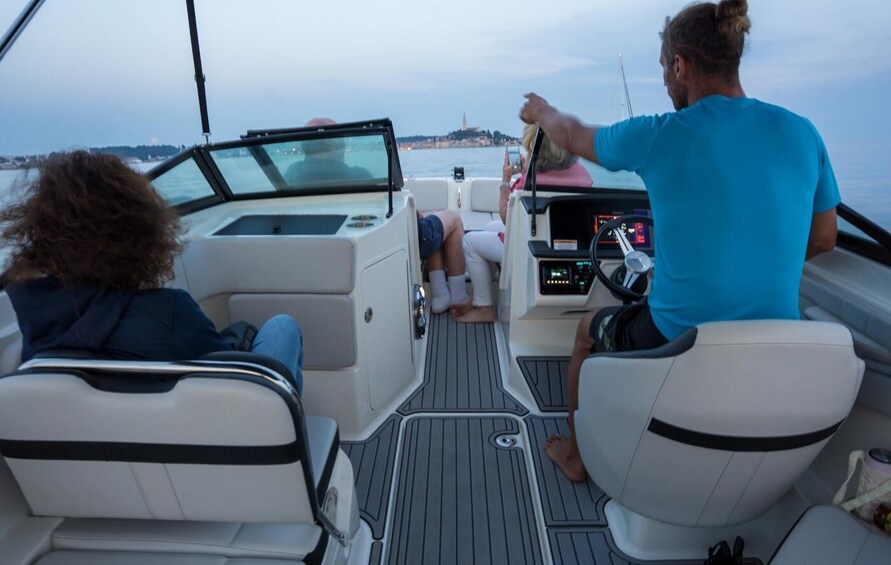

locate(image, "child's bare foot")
[[450, 297, 473, 317], [543, 434, 587, 482], [455, 305, 496, 323]]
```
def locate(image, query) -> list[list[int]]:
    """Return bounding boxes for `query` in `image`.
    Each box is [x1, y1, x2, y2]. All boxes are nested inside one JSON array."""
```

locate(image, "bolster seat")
[[576, 320, 864, 527], [0, 355, 355, 563]]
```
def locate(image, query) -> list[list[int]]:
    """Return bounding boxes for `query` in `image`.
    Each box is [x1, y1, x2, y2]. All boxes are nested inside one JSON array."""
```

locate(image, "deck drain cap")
[[495, 435, 517, 448]]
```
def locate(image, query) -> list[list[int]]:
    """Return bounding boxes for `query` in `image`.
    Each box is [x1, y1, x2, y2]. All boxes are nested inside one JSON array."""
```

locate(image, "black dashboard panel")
[[523, 192, 652, 260], [522, 192, 652, 295]]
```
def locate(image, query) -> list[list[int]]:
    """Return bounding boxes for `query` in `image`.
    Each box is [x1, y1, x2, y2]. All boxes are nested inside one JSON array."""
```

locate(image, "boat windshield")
[[586, 165, 645, 191], [147, 123, 400, 207]]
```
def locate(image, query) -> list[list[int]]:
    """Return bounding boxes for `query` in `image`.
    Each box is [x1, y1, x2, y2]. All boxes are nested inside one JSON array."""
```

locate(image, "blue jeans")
[[251, 314, 304, 396]]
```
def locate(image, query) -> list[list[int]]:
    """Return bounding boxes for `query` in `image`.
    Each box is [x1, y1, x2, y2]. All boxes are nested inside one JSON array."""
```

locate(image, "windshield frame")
[[146, 118, 403, 214]]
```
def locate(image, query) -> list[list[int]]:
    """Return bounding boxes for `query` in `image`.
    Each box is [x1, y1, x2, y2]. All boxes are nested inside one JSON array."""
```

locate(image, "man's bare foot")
[[455, 305, 496, 323], [450, 297, 473, 317], [543, 434, 587, 482]]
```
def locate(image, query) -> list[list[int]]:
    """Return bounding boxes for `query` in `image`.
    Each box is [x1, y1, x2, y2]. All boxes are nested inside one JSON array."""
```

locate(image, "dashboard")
[[548, 198, 653, 254], [523, 193, 653, 295]]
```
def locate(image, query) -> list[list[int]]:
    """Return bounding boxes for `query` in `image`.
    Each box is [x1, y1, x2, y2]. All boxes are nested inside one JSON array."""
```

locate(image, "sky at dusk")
[[1, 0, 890, 157]]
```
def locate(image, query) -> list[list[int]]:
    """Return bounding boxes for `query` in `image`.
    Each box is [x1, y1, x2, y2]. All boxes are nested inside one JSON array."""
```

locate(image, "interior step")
[[518, 356, 570, 412]]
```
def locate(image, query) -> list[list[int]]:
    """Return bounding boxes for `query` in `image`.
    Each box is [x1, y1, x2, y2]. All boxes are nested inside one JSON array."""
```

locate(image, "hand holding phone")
[[506, 145, 522, 173]]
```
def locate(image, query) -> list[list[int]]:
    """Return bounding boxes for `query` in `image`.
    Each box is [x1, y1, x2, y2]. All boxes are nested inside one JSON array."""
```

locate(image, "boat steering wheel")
[[589, 214, 654, 302]]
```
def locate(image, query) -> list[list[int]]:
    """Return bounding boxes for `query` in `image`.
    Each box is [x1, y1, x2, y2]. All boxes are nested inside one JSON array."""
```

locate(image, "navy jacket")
[[6, 278, 234, 362]]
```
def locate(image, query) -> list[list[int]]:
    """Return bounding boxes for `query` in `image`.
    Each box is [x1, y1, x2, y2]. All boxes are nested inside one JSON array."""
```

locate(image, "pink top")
[[510, 161, 593, 192], [498, 161, 593, 241]]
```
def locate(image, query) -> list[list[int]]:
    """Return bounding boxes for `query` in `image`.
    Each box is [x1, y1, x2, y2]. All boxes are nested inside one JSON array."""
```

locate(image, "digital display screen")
[[592, 213, 651, 248], [548, 268, 569, 280]]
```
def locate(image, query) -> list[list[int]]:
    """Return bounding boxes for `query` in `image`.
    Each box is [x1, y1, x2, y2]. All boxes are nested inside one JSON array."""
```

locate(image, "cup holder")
[[350, 215, 378, 221], [347, 221, 373, 228]]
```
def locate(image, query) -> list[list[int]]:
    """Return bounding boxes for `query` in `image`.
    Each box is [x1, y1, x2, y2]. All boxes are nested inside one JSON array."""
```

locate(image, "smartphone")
[[507, 145, 522, 172]]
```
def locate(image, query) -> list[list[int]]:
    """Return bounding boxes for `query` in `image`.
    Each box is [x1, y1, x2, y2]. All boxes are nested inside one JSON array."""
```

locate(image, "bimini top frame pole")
[[185, 0, 211, 144], [524, 126, 546, 237], [0, 0, 45, 65]]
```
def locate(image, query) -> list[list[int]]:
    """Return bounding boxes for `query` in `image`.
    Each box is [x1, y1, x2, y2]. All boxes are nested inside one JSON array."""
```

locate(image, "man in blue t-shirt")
[[520, 0, 840, 482]]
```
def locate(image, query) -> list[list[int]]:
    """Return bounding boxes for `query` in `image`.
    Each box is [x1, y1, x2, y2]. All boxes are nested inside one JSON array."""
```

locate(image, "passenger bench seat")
[[770, 505, 891, 564]]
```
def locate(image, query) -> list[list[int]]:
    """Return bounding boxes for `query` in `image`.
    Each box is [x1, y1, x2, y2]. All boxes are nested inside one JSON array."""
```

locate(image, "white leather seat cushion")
[[52, 519, 320, 559], [771, 505, 891, 564], [470, 179, 501, 212], [36, 551, 298, 564], [460, 210, 496, 231], [404, 179, 448, 211]]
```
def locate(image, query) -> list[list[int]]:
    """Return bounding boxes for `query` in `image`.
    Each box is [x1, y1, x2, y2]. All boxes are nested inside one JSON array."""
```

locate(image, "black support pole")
[[185, 0, 211, 143], [0, 0, 45, 65]]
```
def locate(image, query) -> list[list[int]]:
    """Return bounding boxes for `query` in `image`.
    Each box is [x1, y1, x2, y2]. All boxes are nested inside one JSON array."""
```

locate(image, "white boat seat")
[[0, 352, 352, 562], [404, 179, 449, 211], [770, 505, 891, 564], [575, 320, 864, 527], [461, 178, 502, 230]]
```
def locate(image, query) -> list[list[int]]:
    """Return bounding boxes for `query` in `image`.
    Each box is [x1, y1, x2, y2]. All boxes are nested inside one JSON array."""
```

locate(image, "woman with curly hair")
[[1, 151, 305, 395], [452, 124, 592, 323]]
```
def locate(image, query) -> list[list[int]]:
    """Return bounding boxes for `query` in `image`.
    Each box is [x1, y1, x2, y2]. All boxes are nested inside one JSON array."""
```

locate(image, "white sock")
[[449, 275, 468, 304], [429, 270, 450, 313]]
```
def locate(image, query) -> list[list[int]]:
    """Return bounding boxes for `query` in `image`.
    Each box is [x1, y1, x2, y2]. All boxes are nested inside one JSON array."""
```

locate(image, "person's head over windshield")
[[301, 116, 346, 158]]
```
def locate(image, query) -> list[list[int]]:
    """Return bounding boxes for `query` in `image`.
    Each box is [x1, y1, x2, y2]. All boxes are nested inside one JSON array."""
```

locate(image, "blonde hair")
[[521, 123, 576, 172]]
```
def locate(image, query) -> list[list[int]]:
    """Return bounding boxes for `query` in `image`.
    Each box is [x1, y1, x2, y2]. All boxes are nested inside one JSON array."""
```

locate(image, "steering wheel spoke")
[[615, 227, 635, 257], [589, 214, 654, 302]]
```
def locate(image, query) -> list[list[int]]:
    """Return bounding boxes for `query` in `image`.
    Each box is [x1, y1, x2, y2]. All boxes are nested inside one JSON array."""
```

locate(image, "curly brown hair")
[[1, 151, 184, 291], [661, 0, 751, 77]]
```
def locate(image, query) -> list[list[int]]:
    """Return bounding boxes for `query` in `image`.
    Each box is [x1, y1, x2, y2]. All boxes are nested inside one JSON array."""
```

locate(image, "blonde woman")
[[453, 125, 592, 323]]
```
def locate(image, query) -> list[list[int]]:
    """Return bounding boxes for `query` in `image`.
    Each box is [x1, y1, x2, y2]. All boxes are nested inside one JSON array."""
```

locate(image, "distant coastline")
[[0, 127, 520, 170], [0, 144, 186, 170], [396, 128, 520, 151]]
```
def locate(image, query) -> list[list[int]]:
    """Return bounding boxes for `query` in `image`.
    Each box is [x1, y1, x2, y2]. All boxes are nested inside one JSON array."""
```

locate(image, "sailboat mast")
[[619, 53, 633, 118]]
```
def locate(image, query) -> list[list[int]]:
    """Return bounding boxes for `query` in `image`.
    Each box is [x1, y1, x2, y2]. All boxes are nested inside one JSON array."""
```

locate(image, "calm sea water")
[[2, 143, 889, 229]]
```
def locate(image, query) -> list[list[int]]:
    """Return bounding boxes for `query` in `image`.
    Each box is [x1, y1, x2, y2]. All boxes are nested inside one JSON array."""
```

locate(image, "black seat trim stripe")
[[315, 428, 340, 504], [647, 418, 844, 452], [0, 439, 300, 465]]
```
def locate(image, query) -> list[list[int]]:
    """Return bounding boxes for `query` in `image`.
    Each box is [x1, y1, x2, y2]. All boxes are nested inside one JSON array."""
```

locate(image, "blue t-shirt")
[[595, 95, 840, 340]]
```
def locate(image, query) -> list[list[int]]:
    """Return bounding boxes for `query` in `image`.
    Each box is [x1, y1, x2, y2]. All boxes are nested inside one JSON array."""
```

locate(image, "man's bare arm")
[[520, 93, 601, 164], [806, 207, 837, 260]]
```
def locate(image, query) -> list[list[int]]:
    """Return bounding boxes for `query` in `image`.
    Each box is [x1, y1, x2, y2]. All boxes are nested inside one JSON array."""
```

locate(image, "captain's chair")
[[575, 320, 864, 557], [0, 352, 359, 563]]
